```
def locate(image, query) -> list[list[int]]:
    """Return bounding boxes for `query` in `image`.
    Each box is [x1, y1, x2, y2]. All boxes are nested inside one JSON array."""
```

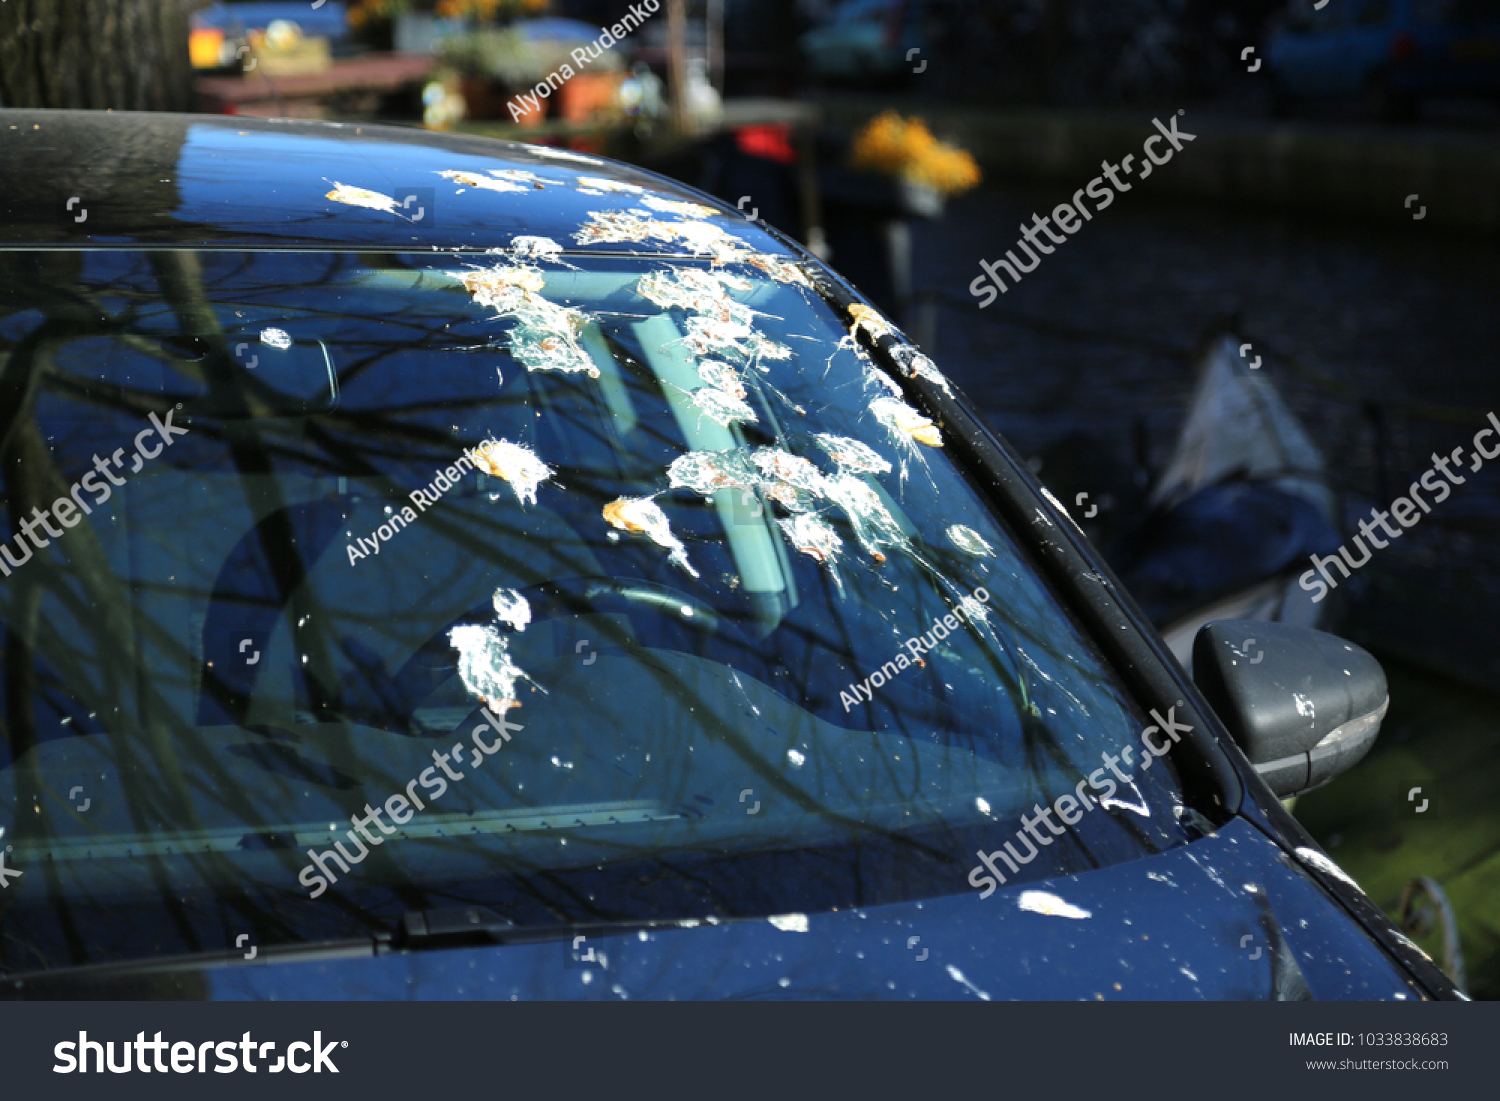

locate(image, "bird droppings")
[[871, 396, 943, 448], [576, 176, 647, 194], [824, 472, 909, 563], [1017, 890, 1093, 920], [945, 965, 992, 1001], [448, 622, 529, 712], [946, 525, 994, 556], [889, 345, 954, 396], [777, 513, 844, 589], [667, 450, 760, 497], [490, 168, 546, 186], [260, 327, 292, 351], [813, 433, 892, 475], [846, 303, 895, 343], [454, 263, 599, 378], [767, 913, 809, 933], [325, 181, 399, 214], [437, 169, 528, 194], [689, 385, 758, 427], [492, 588, 531, 632], [468, 438, 554, 506], [641, 195, 721, 219], [603, 497, 699, 577], [696, 359, 747, 399], [509, 235, 565, 262], [1294, 846, 1361, 890]]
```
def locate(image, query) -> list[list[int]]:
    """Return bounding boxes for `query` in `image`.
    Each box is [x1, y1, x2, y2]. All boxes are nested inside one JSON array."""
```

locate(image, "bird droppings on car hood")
[[946, 525, 994, 557], [603, 496, 699, 578], [468, 438, 554, 506], [767, 913, 809, 933], [945, 965, 993, 1001], [1017, 890, 1093, 920], [325, 181, 400, 214]]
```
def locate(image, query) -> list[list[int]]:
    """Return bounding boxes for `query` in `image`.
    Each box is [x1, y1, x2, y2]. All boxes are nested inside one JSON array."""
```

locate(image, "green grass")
[[1294, 659, 1500, 999]]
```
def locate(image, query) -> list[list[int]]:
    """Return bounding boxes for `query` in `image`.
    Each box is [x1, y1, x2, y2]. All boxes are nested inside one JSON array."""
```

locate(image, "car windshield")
[[0, 247, 1214, 971]]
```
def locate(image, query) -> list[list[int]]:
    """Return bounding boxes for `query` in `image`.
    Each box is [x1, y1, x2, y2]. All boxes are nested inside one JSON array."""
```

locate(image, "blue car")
[[1268, 0, 1500, 119], [0, 111, 1463, 1001]]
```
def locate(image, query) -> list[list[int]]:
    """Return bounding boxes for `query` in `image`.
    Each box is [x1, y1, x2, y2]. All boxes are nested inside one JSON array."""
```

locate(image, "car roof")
[[0, 110, 781, 255]]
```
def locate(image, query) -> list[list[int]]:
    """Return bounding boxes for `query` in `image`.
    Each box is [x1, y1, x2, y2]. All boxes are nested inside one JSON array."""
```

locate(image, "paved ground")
[[905, 179, 1500, 998]]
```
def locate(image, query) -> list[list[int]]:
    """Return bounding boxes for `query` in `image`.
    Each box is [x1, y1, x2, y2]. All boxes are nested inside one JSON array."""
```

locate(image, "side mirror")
[[1192, 620, 1387, 799]]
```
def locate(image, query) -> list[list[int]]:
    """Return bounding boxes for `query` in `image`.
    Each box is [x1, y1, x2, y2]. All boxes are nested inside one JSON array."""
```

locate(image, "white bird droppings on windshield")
[[603, 496, 699, 578], [492, 588, 531, 632], [767, 913, 809, 932], [813, 433, 893, 476], [509, 235, 565, 261], [448, 623, 529, 713], [1017, 890, 1093, 920], [454, 263, 599, 378], [260, 327, 292, 350], [871, 396, 943, 449], [946, 525, 994, 556], [469, 438, 554, 506], [667, 450, 760, 496], [690, 385, 758, 427], [824, 472, 908, 564]]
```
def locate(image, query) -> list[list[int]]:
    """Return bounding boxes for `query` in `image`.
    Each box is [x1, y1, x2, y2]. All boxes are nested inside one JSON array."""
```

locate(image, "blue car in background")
[[799, 0, 935, 84], [1268, 0, 1500, 120]]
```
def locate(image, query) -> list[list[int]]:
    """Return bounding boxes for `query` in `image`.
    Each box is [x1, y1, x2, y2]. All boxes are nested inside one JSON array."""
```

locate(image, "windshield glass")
[[0, 247, 1213, 971]]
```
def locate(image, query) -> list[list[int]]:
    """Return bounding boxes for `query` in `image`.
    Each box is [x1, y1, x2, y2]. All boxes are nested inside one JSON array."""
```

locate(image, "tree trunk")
[[0, 0, 196, 112]]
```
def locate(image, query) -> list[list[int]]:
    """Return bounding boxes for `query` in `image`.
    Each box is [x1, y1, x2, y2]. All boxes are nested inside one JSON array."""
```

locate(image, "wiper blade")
[[393, 906, 517, 950]]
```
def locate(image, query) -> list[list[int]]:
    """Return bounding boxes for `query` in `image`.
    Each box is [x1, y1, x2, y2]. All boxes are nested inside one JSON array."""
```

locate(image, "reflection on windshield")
[[0, 248, 1207, 972]]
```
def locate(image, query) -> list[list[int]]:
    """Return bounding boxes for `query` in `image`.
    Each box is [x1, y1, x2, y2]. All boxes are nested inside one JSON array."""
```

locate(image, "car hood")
[[4, 817, 1426, 1001]]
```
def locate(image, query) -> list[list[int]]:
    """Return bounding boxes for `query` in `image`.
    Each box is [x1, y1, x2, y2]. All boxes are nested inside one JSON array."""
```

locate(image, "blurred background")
[[2, 0, 1497, 997]]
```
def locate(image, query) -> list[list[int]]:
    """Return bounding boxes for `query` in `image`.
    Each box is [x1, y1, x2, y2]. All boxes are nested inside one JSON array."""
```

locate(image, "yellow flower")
[[848, 111, 981, 198]]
